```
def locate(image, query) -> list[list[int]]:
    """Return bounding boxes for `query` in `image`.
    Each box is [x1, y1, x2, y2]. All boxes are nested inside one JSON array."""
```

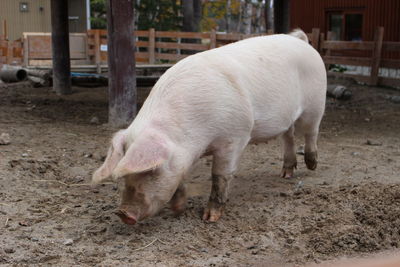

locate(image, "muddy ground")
[[0, 79, 399, 266]]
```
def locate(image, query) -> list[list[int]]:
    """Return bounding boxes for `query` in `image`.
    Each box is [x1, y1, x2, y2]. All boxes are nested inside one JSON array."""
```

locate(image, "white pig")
[[92, 29, 326, 224]]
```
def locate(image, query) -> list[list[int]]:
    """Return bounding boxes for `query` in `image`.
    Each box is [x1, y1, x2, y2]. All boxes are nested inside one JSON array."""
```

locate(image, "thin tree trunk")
[[274, 0, 290, 33], [265, 0, 274, 33], [193, 0, 202, 32], [236, 0, 243, 33], [226, 0, 231, 32], [254, 1, 263, 33], [242, 0, 253, 34], [182, 0, 194, 32]]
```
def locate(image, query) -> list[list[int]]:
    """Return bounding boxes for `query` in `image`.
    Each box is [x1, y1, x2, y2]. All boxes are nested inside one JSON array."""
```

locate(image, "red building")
[[290, 0, 400, 42]]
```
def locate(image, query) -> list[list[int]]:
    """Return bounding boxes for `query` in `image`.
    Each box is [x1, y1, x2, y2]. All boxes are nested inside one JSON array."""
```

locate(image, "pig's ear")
[[92, 130, 126, 184], [111, 135, 169, 179]]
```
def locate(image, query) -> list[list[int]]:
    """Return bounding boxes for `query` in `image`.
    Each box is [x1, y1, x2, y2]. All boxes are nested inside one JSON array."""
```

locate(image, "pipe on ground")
[[0, 68, 28, 83]]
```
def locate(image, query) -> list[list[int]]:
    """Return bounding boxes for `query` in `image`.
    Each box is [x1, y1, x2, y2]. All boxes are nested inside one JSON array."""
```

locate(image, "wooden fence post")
[[6, 40, 12, 64], [370, 27, 384, 86], [50, 0, 72, 95], [106, 0, 136, 127], [210, 29, 216, 49], [311, 28, 320, 50], [94, 29, 101, 73], [23, 34, 29, 67], [148, 28, 155, 64]]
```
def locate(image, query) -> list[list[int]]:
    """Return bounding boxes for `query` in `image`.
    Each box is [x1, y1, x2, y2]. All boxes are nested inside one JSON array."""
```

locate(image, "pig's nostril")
[[114, 209, 137, 225]]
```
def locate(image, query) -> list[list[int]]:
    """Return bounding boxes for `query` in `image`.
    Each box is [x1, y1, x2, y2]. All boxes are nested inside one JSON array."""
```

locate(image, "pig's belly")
[[249, 120, 289, 143], [249, 106, 302, 142]]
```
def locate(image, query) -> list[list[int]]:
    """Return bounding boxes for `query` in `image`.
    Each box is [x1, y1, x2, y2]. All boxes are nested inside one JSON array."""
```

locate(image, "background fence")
[[1, 27, 400, 87]]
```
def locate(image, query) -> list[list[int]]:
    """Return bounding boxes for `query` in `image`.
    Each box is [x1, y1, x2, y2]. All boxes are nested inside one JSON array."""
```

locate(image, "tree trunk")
[[274, 0, 290, 34], [50, 0, 71, 95], [236, 0, 243, 33], [107, 0, 137, 127], [254, 1, 263, 33], [182, 0, 194, 32], [193, 0, 202, 32], [226, 0, 232, 32], [242, 0, 253, 34], [182, 0, 201, 32], [265, 0, 274, 33]]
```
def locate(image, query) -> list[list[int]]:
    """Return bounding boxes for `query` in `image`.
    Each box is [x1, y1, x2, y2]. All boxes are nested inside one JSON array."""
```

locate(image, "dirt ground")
[[0, 79, 399, 266]]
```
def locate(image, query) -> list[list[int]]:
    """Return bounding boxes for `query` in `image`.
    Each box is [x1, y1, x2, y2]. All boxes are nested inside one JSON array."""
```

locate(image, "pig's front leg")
[[203, 173, 233, 222], [170, 183, 187, 215], [203, 138, 249, 222]]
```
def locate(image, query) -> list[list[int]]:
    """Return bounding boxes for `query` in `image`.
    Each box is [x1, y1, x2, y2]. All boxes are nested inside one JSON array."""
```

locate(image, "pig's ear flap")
[[92, 130, 126, 184], [111, 135, 169, 179]]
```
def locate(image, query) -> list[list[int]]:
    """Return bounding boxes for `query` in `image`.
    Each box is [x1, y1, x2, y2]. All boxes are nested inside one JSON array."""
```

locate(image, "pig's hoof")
[[305, 151, 317, 170], [280, 163, 297, 178], [202, 204, 223, 222], [114, 210, 137, 225]]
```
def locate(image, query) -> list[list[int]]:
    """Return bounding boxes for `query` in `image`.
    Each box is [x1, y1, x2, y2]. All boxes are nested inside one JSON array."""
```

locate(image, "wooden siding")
[[290, 0, 400, 42], [0, 0, 87, 41], [0, 0, 52, 41]]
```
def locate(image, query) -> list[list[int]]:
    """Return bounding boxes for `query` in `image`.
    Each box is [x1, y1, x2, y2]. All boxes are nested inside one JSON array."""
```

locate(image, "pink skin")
[[93, 31, 326, 223], [115, 173, 183, 225]]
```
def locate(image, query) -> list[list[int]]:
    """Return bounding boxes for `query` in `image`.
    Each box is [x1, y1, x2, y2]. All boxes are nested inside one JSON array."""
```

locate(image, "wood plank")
[[148, 28, 155, 64], [322, 41, 374, 51], [380, 59, 400, 69], [155, 53, 188, 61], [156, 31, 209, 39], [216, 33, 242, 41], [135, 52, 149, 59], [323, 56, 372, 66], [370, 27, 384, 86], [382, 42, 400, 51], [311, 28, 320, 50], [210, 30, 216, 49], [136, 41, 149, 47], [155, 42, 208, 51], [135, 30, 150, 37]]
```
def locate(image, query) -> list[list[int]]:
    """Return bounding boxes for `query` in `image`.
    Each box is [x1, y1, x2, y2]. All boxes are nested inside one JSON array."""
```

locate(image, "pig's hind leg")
[[203, 137, 250, 222], [296, 114, 321, 171], [280, 125, 297, 178]]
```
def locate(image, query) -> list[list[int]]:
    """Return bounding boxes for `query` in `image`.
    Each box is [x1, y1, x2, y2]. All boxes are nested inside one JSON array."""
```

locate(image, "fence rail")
[[1, 27, 400, 87]]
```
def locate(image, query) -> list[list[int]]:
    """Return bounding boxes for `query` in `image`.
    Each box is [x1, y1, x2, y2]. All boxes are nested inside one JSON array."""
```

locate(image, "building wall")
[[290, 0, 400, 42], [0, 0, 88, 40], [0, 0, 52, 40]]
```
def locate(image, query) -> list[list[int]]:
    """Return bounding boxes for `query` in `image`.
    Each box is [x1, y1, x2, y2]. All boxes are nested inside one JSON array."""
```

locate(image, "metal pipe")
[[0, 68, 28, 82]]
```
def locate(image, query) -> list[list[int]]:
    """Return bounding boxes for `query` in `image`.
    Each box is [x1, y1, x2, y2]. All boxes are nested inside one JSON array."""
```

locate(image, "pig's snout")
[[114, 209, 137, 225]]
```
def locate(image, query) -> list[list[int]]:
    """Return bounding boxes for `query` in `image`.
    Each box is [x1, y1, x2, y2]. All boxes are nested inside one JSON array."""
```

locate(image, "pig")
[[92, 29, 326, 224]]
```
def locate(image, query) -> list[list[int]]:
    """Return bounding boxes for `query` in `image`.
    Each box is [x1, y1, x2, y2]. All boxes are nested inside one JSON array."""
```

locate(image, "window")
[[345, 14, 363, 41], [327, 11, 363, 41]]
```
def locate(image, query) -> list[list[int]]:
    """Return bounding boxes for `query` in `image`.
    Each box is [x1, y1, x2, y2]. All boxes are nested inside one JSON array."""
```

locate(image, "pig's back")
[[134, 34, 326, 142]]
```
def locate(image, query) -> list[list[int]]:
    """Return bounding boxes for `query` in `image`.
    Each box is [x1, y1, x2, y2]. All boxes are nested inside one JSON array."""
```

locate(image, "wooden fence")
[[1, 27, 400, 87], [0, 36, 23, 65], [87, 29, 269, 65], [21, 33, 89, 67], [310, 27, 400, 87]]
